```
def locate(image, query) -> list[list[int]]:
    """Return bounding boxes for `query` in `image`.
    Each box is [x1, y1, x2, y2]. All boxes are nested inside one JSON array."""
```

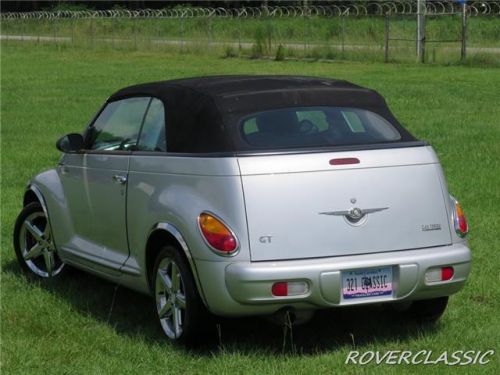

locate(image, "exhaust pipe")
[[266, 307, 314, 326]]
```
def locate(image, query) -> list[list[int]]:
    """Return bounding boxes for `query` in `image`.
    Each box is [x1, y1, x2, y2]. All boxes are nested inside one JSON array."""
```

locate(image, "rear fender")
[[142, 223, 208, 305]]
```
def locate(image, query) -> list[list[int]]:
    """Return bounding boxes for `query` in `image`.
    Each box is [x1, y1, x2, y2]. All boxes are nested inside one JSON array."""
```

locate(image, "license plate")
[[342, 267, 393, 300]]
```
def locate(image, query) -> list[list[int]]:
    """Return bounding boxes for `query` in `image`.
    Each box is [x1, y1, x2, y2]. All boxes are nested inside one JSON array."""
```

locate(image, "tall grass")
[[2, 15, 499, 64]]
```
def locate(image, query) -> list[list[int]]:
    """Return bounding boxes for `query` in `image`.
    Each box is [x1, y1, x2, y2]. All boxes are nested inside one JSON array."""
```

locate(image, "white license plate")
[[342, 267, 393, 300]]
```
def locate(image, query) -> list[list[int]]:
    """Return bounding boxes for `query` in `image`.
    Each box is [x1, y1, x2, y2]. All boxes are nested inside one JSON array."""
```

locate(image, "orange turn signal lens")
[[198, 213, 238, 254], [451, 197, 468, 238]]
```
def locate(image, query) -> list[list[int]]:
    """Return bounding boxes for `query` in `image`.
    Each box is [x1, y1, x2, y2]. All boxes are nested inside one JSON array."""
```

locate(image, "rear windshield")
[[240, 107, 401, 149]]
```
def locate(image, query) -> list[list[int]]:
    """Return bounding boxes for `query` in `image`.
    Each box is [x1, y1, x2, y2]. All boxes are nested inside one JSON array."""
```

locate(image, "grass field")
[[1, 43, 500, 374]]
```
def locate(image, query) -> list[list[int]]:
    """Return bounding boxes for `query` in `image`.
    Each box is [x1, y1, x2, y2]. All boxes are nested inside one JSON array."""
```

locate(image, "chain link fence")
[[1, 1, 499, 64]]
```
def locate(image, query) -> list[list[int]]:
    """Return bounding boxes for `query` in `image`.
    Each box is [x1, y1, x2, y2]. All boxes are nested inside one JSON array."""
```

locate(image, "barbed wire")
[[1, 1, 499, 19]]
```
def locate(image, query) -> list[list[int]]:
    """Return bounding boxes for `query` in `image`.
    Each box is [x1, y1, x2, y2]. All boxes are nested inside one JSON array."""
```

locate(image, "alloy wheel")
[[18, 211, 64, 277], [155, 257, 187, 339]]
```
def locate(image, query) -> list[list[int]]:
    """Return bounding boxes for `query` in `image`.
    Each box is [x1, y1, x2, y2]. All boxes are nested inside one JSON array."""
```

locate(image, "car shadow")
[[3, 260, 440, 356]]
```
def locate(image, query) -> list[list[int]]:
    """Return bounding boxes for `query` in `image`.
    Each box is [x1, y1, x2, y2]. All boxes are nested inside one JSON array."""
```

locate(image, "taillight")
[[271, 282, 288, 296], [271, 281, 309, 297], [425, 266, 454, 283], [450, 195, 468, 238], [198, 212, 238, 255], [441, 267, 454, 281]]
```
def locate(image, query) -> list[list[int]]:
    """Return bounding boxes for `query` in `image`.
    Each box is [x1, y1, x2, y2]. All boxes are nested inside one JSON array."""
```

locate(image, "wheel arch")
[[23, 185, 50, 220], [24, 185, 46, 207], [22, 184, 65, 252], [145, 223, 207, 306]]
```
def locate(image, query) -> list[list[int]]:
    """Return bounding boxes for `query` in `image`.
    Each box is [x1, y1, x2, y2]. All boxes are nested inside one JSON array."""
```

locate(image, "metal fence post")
[[341, 16, 345, 57], [53, 18, 57, 45], [156, 18, 160, 51], [37, 19, 41, 44], [209, 16, 212, 47], [238, 15, 242, 52], [417, 0, 426, 63], [90, 17, 94, 49], [180, 17, 184, 52], [384, 14, 390, 63], [461, 3, 467, 61], [4, 20, 8, 44], [112, 17, 116, 50], [72, 17, 75, 47], [303, 12, 307, 54], [134, 17, 138, 50], [267, 12, 273, 55]]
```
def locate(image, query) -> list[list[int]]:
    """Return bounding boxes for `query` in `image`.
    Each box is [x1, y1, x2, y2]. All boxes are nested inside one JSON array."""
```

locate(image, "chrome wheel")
[[155, 257, 187, 339], [18, 210, 64, 277]]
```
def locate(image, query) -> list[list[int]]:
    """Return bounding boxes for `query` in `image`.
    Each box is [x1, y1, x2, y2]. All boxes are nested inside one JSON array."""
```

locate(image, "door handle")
[[58, 164, 69, 175], [112, 175, 127, 184]]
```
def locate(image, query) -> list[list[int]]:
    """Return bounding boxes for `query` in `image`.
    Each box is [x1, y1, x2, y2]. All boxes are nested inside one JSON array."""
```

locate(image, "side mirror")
[[56, 133, 84, 153]]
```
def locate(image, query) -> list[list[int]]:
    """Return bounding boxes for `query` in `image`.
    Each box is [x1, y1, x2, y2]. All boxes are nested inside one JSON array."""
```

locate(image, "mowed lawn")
[[1, 43, 499, 374]]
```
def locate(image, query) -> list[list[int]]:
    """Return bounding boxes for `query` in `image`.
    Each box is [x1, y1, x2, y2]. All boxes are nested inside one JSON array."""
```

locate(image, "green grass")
[[1, 43, 500, 374]]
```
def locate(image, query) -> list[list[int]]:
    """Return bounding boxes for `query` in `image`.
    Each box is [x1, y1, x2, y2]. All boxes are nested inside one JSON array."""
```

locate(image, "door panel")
[[56, 97, 153, 271], [58, 153, 130, 269]]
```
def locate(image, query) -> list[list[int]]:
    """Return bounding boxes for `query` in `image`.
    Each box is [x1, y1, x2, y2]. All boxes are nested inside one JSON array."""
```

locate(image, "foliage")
[[1, 15, 498, 65], [224, 44, 238, 58], [275, 44, 285, 61], [48, 3, 92, 12]]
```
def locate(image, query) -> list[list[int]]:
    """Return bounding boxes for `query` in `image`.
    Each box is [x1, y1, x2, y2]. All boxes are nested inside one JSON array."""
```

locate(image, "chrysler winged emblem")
[[319, 206, 388, 224]]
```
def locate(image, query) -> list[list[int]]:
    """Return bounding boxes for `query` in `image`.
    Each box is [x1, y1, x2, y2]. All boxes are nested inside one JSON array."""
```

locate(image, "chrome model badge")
[[422, 224, 442, 231], [319, 206, 389, 225]]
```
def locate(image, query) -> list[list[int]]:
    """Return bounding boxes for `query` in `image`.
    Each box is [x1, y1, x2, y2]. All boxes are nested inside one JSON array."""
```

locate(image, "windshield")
[[240, 107, 401, 150]]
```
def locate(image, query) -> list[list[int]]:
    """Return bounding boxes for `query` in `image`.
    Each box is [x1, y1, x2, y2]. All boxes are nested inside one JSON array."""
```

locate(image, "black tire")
[[13, 202, 66, 279], [407, 297, 449, 323], [152, 245, 212, 344]]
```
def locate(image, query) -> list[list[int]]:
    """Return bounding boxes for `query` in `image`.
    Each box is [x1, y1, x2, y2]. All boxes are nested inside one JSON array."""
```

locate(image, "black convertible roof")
[[107, 75, 416, 154], [110, 75, 368, 100]]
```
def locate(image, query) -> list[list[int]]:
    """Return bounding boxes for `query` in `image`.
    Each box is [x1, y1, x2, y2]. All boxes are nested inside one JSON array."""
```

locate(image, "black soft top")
[[108, 75, 418, 154]]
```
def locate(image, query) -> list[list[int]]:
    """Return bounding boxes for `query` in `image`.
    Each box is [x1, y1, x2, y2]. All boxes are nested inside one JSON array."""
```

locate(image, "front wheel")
[[153, 245, 210, 344], [13, 202, 66, 278]]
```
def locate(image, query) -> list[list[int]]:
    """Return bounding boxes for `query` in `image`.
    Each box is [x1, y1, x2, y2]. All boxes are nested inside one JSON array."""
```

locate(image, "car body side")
[[25, 146, 471, 317], [25, 154, 247, 293]]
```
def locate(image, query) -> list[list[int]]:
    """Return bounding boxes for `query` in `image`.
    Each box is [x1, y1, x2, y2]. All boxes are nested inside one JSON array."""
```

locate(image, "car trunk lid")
[[238, 146, 452, 261]]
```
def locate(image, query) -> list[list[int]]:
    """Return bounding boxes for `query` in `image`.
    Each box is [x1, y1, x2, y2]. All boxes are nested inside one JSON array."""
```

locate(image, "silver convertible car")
[[14, 75, 471, 343]]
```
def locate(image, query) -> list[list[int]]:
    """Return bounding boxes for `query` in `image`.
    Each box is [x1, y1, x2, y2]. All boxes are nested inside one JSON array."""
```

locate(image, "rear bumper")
[[195, 242, 471, 317]]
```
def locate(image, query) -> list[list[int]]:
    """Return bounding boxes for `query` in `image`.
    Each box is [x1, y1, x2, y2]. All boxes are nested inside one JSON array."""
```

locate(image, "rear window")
[[241, 107, 401, 149]]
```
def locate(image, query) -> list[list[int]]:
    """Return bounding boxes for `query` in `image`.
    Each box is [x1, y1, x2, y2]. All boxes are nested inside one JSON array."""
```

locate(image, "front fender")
[[27, 168, 74, 253]]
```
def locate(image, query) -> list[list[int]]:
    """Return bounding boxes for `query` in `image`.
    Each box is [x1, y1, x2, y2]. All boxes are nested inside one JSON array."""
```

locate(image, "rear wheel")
[[153, 245, 210, 343], [13, 202, 65, 278], [407, 297, 449, 322]]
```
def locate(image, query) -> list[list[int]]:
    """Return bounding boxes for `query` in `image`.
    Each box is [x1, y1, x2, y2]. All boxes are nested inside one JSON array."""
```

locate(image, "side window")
[[137, 98, 166, 152], [88, 97, 150, 151]]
